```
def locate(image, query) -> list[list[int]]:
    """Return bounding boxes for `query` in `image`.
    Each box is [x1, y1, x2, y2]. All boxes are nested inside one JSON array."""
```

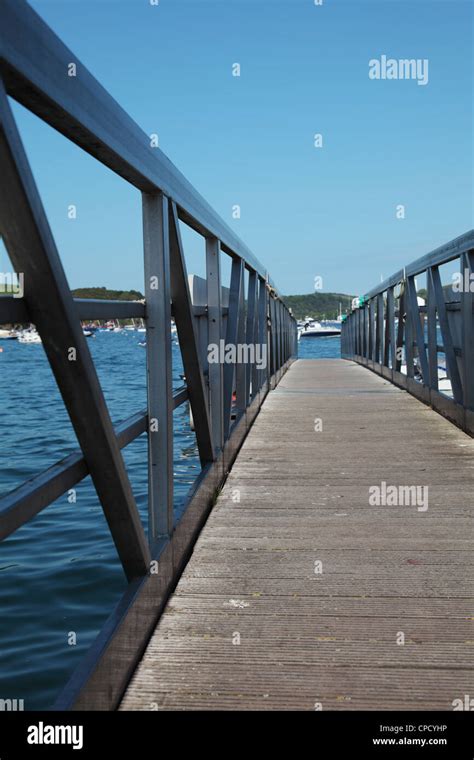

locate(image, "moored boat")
[[18, 328, 42, 344], [300, 319, 341, 337], [0, 328, 18, 340]]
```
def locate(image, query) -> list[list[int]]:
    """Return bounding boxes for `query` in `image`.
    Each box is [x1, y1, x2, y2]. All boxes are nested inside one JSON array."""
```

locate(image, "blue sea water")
[[0, 330, 340, 709]]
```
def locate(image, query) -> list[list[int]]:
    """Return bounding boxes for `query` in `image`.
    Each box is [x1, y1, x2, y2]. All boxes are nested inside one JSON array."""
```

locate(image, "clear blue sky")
[[2, 0, 472, 296]]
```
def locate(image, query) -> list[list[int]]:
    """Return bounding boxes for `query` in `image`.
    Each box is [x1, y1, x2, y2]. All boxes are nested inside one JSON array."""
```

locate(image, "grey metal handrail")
[[341, 230, 474, 433]]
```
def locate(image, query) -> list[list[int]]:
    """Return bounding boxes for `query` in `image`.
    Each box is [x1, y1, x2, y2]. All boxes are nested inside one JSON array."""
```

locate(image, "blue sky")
[[2, 0, 472, 296]]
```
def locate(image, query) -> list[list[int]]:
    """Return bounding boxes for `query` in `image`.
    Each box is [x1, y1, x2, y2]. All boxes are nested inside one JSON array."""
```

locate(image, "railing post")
[[430, 265, 463, 404], [407, 276, 428, 383], [365, 304, 368, 360], [142, 192, 174, 543], [224, 257, 244, 436], [258, 277, 267, 390], [405, 276, 414, 378], [206, 236, 224, 456], [168, 202, 214, 464], [269, 295, 276, 379], [246, 270, 257, 405], [376, 292, 384, 365], [427, 269, 438, 390], [235, 264, 246, 415], [387, 287, 397, 377], [461, 250, 474, 409], [368, 299, 374, 363]]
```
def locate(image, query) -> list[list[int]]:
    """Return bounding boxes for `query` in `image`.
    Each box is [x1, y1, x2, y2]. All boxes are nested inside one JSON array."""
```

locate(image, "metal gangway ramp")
[[0, 1, 472, 712], [120, 359, 474, 710]]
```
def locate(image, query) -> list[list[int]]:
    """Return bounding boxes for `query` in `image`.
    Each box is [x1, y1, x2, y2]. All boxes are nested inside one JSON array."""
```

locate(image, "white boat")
[[0, 328, 18, 340], [18, 329, 42, 344], [300, 319, 341, 337]]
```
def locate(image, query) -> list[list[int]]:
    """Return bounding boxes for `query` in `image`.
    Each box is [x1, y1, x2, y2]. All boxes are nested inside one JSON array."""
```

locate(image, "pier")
[[0, 1, 472, 712], [119, 359, 473, 710]]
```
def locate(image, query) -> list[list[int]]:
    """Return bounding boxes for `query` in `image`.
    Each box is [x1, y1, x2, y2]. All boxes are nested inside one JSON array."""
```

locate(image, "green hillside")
[[282, 292, 354, 320], [71, 287, 144, 301]]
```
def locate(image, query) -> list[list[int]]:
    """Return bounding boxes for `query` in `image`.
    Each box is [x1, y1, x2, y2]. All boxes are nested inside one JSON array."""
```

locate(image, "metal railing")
[[341, 230, 474, 433], [0, 0, 297, 709]]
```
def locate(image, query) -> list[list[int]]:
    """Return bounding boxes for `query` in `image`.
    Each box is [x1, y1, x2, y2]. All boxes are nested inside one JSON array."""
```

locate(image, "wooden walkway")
[[120, 359, 474, 710]]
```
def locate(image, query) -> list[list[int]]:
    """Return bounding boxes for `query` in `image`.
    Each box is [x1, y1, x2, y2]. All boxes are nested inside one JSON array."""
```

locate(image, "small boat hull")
[[300, 329, 341, 337]]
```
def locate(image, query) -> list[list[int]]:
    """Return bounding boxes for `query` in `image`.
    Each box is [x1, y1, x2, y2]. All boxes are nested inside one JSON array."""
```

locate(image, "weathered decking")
[[120, 359, 474, 710]]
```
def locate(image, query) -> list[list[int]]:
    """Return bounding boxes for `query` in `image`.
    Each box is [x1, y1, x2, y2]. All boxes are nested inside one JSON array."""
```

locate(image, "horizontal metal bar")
[[190, 305, 229, 318], [0, 296, 146, 323], [75, 299, 146, 320], [173, 386, 188, 408], [0, 0, 279, 290], [0, 410, 144, 541], [0, 387, 188, 542], [0, 295, 232, 325]]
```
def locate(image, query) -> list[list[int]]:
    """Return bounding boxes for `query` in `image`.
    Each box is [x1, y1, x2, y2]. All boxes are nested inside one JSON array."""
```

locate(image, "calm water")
[[0, 330, 340, 709]]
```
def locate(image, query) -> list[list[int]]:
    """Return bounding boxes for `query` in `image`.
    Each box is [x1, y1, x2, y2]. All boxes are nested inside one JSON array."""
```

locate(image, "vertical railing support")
[[245, 270, 257, 406], [223, 257, 243, 439], [387, 287, 395, 371], [206, 236, 224, 456], [430, 265, 463, 404], [376, 292, 384, 365], [461, 250, 474, 409], [407, 276, 428, 383], [427, 269, 438, 391], [258, 278, 268, 390], [143, 192, 174, 543]]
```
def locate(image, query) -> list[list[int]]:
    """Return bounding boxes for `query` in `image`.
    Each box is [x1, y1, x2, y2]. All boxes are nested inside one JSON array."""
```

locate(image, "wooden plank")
[[121, 359, 474, 711], [0, 79, 150, 582]]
